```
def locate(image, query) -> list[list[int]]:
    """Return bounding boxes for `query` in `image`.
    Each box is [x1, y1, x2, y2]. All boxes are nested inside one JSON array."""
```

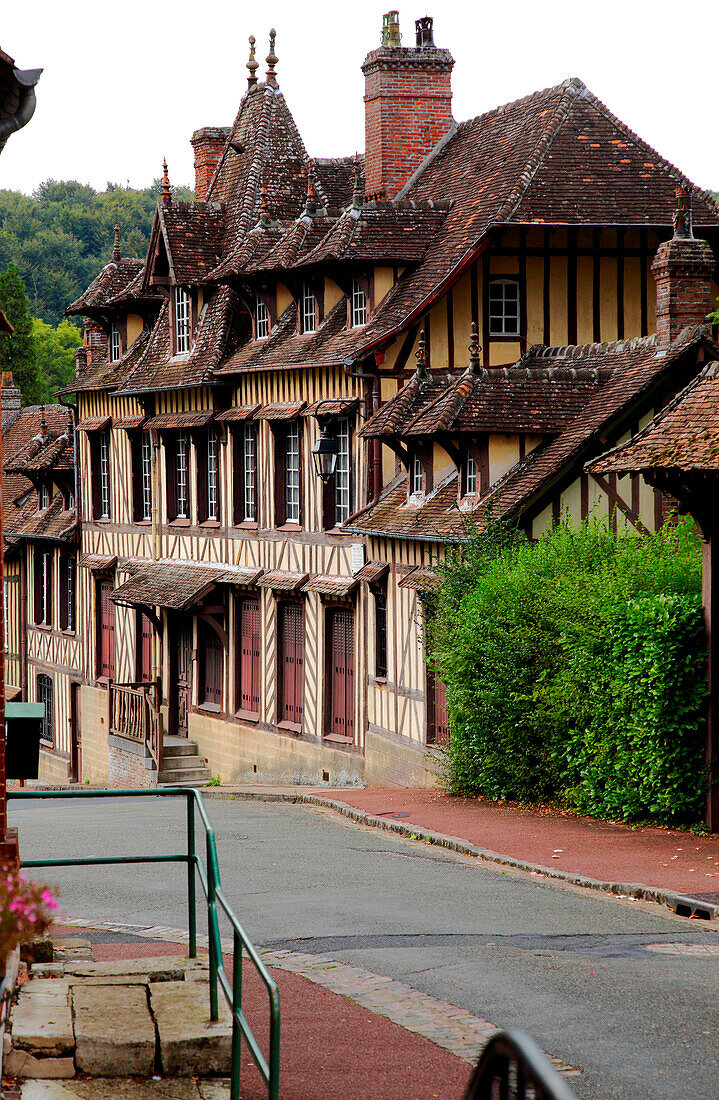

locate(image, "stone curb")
[[204, 788, 687, 914]]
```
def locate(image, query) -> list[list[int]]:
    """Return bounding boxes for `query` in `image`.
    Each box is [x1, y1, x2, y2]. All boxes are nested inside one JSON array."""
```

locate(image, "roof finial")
[[40, 404, 47, 438], [304, 159, 317, 217], [673, 185, 693, 240], [161, 158, 172, 206], [351, 155, 363, 210], [247, 35, 259, 88], [469, 322, 482, 374], [112, 222, 121, 263], [415, 329, 429, 380], [265, 28, 278, 87]]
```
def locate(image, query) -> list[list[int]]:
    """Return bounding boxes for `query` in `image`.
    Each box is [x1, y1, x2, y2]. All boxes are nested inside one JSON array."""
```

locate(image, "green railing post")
[[206, 830, 219, 1022], [186, 792, 197, 959], [269, 987, 281, 1100], [230, 927, 243, 1100]]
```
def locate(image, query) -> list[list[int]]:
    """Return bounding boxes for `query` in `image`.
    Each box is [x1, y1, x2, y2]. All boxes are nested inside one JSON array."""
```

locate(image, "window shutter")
[[97, 578, 115, 679], [328, 608, 354, 742], [200, 622, 223, 707], [279, 602, 304, 726], [237, 596, 260, 714]]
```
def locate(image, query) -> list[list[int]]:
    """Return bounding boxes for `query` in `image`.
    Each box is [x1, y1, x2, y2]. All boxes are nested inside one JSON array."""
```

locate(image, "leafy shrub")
[[428, 516, 707, 824]]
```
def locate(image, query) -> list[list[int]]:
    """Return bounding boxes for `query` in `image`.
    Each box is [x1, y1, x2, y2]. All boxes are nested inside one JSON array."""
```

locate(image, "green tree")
[[32, 317, 82, 403], [0, 262, 41, 404]]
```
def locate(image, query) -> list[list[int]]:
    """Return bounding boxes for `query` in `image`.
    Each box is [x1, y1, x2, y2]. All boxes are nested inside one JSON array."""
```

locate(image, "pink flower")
[[41, 890, 58, 911]]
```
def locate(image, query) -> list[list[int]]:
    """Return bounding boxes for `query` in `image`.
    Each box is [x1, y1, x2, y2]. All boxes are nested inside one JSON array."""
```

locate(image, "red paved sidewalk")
[[325, 789, 719, 898], [52, 924, 471, 1100]]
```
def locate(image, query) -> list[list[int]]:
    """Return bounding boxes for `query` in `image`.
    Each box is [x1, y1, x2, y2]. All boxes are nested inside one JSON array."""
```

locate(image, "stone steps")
[[158, 736, 210, 787]]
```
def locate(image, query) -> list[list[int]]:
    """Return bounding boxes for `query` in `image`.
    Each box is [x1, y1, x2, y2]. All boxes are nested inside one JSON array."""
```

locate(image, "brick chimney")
[[652, 187, 716, 346], [1, 372, 21, 429], [362, 13, 454, 201], [191, 127, 230, 201]]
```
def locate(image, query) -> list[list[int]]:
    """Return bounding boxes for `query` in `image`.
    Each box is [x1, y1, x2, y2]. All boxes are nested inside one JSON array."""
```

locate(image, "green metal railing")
[[7, 787, 280, 1100]]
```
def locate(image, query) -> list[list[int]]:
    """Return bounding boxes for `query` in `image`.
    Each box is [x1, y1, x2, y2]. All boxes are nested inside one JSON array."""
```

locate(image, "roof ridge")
[[524, 334, 658, 360]]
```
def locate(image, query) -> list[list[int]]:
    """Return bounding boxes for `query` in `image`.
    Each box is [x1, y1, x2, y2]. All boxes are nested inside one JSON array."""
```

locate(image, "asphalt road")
[[9, 794, 719, 1100]]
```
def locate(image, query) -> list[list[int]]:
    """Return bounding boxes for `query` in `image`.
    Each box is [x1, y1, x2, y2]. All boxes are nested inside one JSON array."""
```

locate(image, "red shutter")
[[427, 674, 450, 745], [137, 611, 153, 682], [200, 623, 223, 707], [328, 608, 354, 743], [238, 596, 260, 714], [97, 578, 115, 679], [279, 602, 304, 726]]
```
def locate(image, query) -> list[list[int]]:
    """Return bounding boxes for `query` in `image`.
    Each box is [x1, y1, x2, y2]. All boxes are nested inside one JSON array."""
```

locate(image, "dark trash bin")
[[5, 701, 44, 780]]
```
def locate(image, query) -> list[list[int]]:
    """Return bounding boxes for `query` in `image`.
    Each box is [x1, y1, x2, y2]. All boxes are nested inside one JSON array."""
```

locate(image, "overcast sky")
[[1, 0, 717, 198]]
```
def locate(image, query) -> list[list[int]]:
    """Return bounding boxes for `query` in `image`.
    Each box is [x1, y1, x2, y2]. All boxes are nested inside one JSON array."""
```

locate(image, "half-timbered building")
[[45, 11, 719, 788]]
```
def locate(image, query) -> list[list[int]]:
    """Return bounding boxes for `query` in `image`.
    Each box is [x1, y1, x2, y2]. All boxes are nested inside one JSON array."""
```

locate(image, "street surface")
[[10, 794, 719, 1100]]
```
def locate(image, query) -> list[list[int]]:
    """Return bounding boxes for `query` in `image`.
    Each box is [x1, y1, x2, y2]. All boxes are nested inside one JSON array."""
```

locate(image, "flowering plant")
[[0, 866, 57, 963]]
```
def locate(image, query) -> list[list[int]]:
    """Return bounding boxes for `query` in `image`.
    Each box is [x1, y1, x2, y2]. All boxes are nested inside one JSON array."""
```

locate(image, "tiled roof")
[[397, 566, 440, 590], [256, 569, 309, 592], [215, 404, 261, 421], [347, 330, 712, 542], [301, 574, 359, 597], [8, 493, 77, 543], [591, 361, 719, 474], [255, 401, 305, 420], [111, 560, 262, 610], [77, 416, 111, 432], [57, 327, 153, 397], [360, 371, 449, 438], [353, 560, 389, 584], [2, 405, 74, 539], [149, 201, 226, 287], [66, 258, 144, 317], [314, 157, 362, 213], [113, 415, 146, 430], [144, 411, 213, 430], [295, 202, 447, 269], [249, 215, 336, 274], [79, 554, 117, 572]]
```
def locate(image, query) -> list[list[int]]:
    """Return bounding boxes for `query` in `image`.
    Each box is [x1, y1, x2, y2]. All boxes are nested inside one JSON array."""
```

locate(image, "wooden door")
[[70, 681, 81, 782], [137, 611, 153, 683], [200, 622, 223, 708], [427, 672, 450, 745], [237, 596, 260, 715], [326, 608, 354, 744], [278, 602, 304, 728], [171, 622, 192, 737]]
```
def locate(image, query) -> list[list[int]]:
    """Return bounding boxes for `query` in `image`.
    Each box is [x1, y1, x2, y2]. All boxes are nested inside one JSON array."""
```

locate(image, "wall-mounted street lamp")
[[311, 399, 359, 484]]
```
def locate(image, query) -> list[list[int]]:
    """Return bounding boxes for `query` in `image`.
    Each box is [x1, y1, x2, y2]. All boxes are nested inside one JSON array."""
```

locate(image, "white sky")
[[1, 0, 717, 198]]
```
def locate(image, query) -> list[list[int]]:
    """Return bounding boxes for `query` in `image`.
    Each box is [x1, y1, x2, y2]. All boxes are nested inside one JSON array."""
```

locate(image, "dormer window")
[[174, 286, 191, 354], [301, 283, 316, 334], [409, 453, 423, 498], [39, 485, 50, 511], [351, 278, 367, 328], [256, 296, 269, 340], [488, 278, 520, 336], [464, 453, 477, 496], [110, 323, 121, 363]]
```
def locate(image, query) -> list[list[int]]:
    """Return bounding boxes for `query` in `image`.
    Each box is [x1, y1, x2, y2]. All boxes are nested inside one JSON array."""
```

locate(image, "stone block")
[[19, 1081, 204, 1098], [4, 1047, 75, 1079], [65, 956, 198, 981], [31, 964, 65, 979], [150, 980, 232, 1076], [12, 984, 73, 1055], [73, 984, 155, 1076]]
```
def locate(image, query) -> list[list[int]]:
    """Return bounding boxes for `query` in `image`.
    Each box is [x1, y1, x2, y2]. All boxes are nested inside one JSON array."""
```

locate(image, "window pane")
[[285, 422, 300, 523], [488, 279, 520, 336], [141, 432, 153, 520], [334, 417, 351, 525], [301, 284, 316, 334], [207, 431, 219, 520], [465, 454, 476, 495], [177, 432, 188, 518], [110, 324, 121, 362], [174, 286, 191, 353], [256, 296, 269, 339], [100, 433, 110, 518], [351, 279, 366, 327], [243, 424, 256, 521], [410, 453, 423, 496]]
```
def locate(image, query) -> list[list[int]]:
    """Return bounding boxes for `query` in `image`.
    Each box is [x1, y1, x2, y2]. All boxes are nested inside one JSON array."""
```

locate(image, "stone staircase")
[[158, 736, 210, 787]]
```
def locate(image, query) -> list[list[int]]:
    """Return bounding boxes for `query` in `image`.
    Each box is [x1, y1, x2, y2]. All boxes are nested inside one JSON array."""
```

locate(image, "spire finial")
[[161, 158, 172, 206], [469, 322, 481, 373], [673, 185, 693, 240], [112, 222, 121, 263], [266, 28, 278, 87], [304, 159, 317, 217], [351, 155, 363, 210], [415, 329, 429, 380], [247, 35, 259, 88], [260, 183, 272, 228]]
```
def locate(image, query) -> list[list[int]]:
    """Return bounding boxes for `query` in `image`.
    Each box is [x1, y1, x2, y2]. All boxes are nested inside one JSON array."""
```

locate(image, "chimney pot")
[[415, 16, 434, 47]]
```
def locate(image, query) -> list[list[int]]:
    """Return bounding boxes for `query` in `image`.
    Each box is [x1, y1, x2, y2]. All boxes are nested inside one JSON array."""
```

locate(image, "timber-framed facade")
[[4, 12, 719, 788]]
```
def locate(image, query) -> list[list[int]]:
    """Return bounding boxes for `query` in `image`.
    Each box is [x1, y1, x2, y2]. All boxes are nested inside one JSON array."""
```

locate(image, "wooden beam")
[[590, 473, 651, 536]]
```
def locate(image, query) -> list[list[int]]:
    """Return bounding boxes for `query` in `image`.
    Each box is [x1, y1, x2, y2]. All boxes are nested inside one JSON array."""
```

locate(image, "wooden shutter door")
[[98, 579, 115, 679], [138, 611, 153, 682], [328, 608, 354, 743], [280, 602, 304, 726], [427, 673, 450, 745], [201, 624, 223, 708], [238, 597, 260, 714]]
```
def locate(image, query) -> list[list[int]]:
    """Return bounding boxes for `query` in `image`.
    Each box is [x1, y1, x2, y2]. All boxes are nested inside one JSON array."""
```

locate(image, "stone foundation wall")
[[37, 747, 70, 785], [364, 727, 443, 788], [189, 712, 365, 787], [108, 735, 157, 789], [78, 687, 110, 785]]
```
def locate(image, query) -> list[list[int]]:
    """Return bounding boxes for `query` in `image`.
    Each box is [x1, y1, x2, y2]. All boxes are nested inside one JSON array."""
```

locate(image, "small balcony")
[[110, 681, 162, 770]]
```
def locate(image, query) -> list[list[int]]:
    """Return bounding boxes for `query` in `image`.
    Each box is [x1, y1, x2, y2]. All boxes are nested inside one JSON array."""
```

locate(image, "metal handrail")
[[7, 787, 279, 1100], [464, 1029, 578, 1100]]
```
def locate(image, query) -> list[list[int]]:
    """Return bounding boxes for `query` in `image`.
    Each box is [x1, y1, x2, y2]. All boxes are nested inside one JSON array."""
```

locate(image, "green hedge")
[[427, 518, 707, 825]]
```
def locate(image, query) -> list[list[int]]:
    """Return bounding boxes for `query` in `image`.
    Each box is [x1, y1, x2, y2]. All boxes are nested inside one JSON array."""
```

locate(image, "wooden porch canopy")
[[302, 574, 359, 597], [110, 560, 263, 612], [144, 411, 214, 431], [256, 570, 309, 592], [353, 560, 390, 584], [77, 416, 111, 432], [215, 404, 261, 422], [590, 359, 719, 829], [398, 566, 441, 591]]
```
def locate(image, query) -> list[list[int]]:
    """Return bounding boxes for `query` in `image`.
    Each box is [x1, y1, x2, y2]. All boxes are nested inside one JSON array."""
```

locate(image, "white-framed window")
[[174, 286, 191, 353], [99, 433, 110, 519], [488, 278, 520, 336], [243, 423, 256, 521], [176, 431, 189, 518], [39, 484, 50, 510], [409, 453, 423, 498], [110, 323, 121, 362], [301, 283, 316, 334], [334, 417, 351, 526], [256, 296, 269, 340], [3, 581, 8, 653], [465, 453, 477, 495], [351, 279, 367, 328], [37, 550, 52, 626], [285, 421, 301, 523], [141, 431, 153, 521], [207, 431, 219, 521]]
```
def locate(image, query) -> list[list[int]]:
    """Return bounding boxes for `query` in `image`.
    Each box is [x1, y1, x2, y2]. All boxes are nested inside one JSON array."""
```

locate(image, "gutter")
[[0, 66, 42, 145]]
